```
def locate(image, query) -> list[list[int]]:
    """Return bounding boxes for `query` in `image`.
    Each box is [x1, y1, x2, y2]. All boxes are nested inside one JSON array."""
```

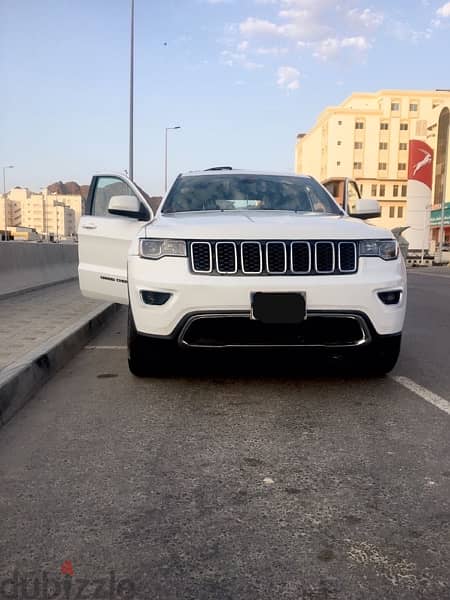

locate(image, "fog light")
[[378, 290, 401, 305], [141, 291, 172, 305]]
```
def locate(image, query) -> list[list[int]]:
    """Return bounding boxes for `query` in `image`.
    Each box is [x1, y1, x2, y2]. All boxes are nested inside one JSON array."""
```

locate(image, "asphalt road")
[[0, 268, 449, 600]]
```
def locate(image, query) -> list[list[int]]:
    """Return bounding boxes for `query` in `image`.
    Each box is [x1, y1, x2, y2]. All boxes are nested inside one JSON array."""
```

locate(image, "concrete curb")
[[0, 302, 120, 427], [0, 276, 78, 300]]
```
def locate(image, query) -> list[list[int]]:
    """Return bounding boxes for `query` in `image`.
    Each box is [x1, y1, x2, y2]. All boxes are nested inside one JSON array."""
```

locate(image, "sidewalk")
[[0, 280, 117, 426], [0, 280, 104, 372]]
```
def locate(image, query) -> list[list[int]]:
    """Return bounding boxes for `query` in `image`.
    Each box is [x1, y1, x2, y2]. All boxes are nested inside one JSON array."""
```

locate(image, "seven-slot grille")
[[190, 241, 358, 275]]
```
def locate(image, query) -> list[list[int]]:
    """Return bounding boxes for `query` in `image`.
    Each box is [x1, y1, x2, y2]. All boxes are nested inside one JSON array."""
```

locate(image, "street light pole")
[[2, 165, 14, 240], [129, 0, 134, 181], [164, 126, 181, 192]]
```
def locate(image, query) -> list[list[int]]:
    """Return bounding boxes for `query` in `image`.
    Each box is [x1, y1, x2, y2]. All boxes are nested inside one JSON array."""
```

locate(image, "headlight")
[[139, 239, 186, 260], [359, 239, 398, 261]]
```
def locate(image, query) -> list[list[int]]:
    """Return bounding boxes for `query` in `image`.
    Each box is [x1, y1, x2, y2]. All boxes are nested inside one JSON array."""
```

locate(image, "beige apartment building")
[[2, 187, 79, 240], [0, 195, 21, 230], [295, 89, 450, 228]]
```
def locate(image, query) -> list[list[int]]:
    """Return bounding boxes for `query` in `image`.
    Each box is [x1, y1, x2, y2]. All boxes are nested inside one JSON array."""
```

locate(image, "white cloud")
[[277, 65, 300, 90], [255, 46, 289, 55], [313, 37, 340, 60], [347, 8, 384, 29], [389, 20, 433, 42], [437, 2, 450, 17], [237, 40, 249, 51], [221, 49, 263, 69], [225, 0, 383, 85], [314, 36, 370, 61], [341, 36, 371, 50], [239, 17, 282, 36]]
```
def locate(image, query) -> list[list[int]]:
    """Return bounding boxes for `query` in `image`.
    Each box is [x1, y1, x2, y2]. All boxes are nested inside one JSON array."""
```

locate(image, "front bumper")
[[128, 255, 406, 338]]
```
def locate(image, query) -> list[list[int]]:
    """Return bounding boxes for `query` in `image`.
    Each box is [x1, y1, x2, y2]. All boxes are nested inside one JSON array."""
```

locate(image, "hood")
[[145, 211, 393, 240]]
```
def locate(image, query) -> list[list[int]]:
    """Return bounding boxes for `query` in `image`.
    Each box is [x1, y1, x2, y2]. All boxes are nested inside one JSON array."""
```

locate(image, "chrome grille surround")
[[215, 241, 237, 274], [178, 312, 371, 348], [315, 241, 335, 274], [290, 241, 311, 274], [266, 241, 287, 274], [189, 240, 358, 275], [338, 241, 358, 273], [191, 242, 213, 273], [241, 241, 263, 274]]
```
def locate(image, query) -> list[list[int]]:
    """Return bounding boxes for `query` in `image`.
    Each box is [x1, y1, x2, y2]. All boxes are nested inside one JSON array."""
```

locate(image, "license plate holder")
[[251, 292, 306, 324]]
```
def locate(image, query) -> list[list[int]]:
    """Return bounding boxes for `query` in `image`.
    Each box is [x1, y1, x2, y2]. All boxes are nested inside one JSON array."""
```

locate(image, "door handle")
[[81, 223, 97, 230]]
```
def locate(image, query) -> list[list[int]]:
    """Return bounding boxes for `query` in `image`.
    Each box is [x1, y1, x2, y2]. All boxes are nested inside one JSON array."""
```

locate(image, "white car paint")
[[78, 170, 407, 343]]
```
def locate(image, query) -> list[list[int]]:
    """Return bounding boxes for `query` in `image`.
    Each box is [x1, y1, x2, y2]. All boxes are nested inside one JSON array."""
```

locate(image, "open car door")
[[78, 174, 153, 304]]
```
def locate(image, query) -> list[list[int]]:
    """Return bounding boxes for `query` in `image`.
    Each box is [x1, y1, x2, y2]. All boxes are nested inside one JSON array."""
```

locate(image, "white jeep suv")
[[78, 169, 406, 376]]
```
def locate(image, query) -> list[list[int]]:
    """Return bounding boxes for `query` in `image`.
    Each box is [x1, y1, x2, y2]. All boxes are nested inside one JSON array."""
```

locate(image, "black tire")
[[127, 309, 174, 377], [359, 334, 402, 376]]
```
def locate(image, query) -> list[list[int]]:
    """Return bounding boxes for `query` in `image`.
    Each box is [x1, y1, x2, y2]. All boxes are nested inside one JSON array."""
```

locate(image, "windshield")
[[162, 174, 342, 215]]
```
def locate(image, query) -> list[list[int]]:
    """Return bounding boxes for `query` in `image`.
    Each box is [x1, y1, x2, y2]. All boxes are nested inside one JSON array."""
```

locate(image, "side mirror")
[[348, 198, 381, 220], [108, 195, 150, 220]]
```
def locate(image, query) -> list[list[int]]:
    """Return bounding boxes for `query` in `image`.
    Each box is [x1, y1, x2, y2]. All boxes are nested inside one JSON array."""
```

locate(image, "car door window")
[[347, 181, 360, 203], [92, 177, 138, 217]]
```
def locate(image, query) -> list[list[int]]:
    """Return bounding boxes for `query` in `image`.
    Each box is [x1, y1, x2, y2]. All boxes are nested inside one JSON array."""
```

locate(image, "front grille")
[[179, 314, 370, 348], [189, 241, 358, 275]]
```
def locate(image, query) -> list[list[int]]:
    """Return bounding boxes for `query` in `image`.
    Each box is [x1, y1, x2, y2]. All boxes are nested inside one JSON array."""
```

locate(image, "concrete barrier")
[[0, 241, 78, 297]]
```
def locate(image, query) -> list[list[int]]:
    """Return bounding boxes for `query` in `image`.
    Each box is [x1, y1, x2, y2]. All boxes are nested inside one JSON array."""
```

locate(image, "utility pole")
[[2, 165, 14, 240], [129, 0, 135, 181]]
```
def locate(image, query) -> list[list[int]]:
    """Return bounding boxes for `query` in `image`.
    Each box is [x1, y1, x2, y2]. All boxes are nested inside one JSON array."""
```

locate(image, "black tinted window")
[[163, 175, 341, 215]]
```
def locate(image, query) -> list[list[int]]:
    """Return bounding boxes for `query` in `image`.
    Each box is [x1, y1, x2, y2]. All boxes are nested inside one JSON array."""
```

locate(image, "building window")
[[393, 184, 399, 197], [400, 123, 409, 131], [336, 161, 341, 166], [379, 142, 388, 150], [337, 140, 342, 145], [389, 206, 395, 218], [409, 103, 418, 112], [353, 162, 362, 169], [391, 102, 400, 111], [398, 163, 407, 171], [397, 206, 404, 218], [378, 162, 387, 170], [401, 184, 407, 197], [371, 184, 377, 196], [379, 185, 386, 197], [354, 141, 363, 149], [355, 121, 364, 129], [338, 120, 342, 125], [380, 122, 389, 130], [399, 142, 408, 150]]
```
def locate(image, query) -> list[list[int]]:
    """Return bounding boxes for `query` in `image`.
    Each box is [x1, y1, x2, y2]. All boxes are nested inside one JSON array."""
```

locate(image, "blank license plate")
[[251, 292, 306, 324]]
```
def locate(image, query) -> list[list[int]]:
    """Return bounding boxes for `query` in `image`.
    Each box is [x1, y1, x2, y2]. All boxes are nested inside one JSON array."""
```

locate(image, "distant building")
[[0, 194, 21, 232], [3, 187, 78, 240], [295, 89, 450, 229]]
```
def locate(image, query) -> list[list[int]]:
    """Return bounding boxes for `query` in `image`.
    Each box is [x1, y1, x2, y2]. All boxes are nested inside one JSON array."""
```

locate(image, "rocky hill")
[[47, 181, 90, 199]]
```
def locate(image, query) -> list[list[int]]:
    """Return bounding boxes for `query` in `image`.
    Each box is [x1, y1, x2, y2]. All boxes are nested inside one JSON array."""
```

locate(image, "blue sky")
[[1, 0, 450, 195]]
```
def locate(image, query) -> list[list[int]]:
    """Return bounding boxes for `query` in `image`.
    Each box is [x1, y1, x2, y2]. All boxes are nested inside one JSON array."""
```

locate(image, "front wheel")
[[358, 334, 402, 376], [127, 310, 175, 377]]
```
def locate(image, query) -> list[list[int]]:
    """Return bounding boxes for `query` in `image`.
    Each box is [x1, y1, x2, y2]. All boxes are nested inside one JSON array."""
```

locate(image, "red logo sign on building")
[[408, 140, 434, 189]]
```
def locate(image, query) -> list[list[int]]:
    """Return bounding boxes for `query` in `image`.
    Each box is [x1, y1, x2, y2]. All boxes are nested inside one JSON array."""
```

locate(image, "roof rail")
[[204, 166, 233, 171]]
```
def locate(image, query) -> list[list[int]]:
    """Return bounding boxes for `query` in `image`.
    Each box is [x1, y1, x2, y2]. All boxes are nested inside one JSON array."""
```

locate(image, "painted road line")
[[408, 271, 450, 279], [85, 346, 127, 350], [391, 375, 450, 416]]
